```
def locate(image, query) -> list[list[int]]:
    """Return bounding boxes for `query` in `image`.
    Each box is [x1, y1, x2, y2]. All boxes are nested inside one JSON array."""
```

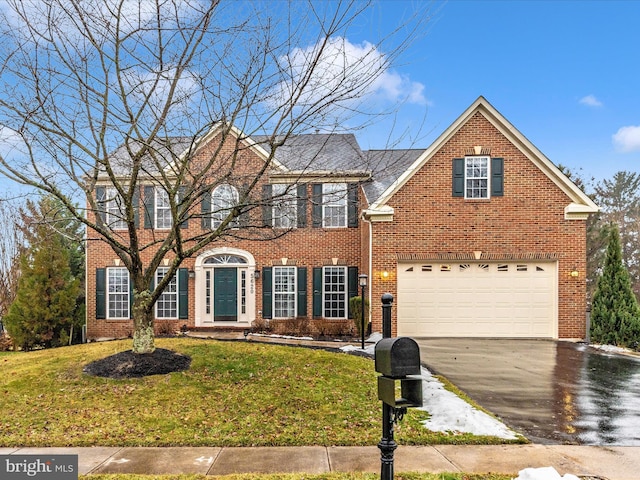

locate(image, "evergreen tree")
[[590, 224, 640, 348], [3, 196, 83, 350]]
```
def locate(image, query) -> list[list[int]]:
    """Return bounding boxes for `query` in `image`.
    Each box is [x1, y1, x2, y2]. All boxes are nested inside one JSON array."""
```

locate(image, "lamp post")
[[359, 273, 368, 349]]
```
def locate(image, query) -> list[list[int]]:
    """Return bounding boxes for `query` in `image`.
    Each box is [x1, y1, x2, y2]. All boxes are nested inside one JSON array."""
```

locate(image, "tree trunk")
[[132, 290, 155, 354]]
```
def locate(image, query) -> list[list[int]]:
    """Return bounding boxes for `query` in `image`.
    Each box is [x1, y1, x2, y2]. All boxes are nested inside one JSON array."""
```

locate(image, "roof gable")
[[365, 96, 598, 220]]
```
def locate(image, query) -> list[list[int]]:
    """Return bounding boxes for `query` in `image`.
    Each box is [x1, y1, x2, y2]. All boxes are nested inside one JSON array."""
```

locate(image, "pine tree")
[[3, 196, 83, 350], [590, 224, 640, 348]]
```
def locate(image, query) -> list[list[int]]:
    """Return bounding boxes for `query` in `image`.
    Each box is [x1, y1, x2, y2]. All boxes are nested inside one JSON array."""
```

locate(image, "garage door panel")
[[398, 261, 557, 338]]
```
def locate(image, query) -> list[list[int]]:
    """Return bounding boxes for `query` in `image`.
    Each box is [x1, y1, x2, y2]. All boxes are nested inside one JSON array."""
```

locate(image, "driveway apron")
[[413, 338, 640, 445]]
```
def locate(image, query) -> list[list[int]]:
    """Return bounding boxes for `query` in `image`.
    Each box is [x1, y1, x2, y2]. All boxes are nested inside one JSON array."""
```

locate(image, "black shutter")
[[96, 187, 106, 224], [297, 267, 307, 317], [311, 184, 323, 227], [178, 186, 188, 229], [297, 184, 307, 228], [178, 268, 189, 319], [262, 267, 272, 319], [312, 267, 323, 318], [347, 183, 358, 228], [238, 183, 249, 228], [144, 186, 155, 228], [347, 266, 358, 319], [452, 158, 465, 197], [96, 268, 106, 319], [201, 188, 211, 229], [129, 272, 134, 319], [491, 157, 504, 197], [132, 187, 140, 228], [262, 184, 272, 227]]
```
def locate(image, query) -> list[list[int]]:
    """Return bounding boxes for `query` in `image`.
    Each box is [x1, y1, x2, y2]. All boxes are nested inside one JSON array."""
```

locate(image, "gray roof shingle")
[[103, 132, 424, 205]]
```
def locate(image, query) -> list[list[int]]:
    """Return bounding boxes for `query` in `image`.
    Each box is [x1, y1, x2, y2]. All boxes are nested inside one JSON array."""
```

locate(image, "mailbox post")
[[375, 294, 422, 480]]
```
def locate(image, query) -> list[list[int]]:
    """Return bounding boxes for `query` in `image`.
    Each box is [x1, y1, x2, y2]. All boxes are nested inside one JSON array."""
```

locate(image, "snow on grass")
[[340, 339, 519, 440], [417, 366, 518, 439]]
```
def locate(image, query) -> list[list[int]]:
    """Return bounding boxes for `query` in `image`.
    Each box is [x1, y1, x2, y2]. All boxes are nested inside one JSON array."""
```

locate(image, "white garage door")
[[397, 261, 557, 338]]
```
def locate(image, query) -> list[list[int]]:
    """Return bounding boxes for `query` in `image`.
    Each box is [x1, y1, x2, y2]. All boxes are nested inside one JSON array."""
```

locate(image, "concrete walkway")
[[2, 445, 639, 478]]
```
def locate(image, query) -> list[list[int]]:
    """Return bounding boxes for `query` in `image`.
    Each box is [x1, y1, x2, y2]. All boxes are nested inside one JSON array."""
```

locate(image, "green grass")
[[0, 338, 522, 447], [81, 474, 513, 480]]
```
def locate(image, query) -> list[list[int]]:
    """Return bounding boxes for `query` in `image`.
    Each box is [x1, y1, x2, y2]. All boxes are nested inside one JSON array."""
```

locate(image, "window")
[[155, 188, 172, 229], [322, 183, 347, 227], [272, 184, 297, 229], [273, 266, 296, 318], [106, 188, 127, 230], [107, 267, 129, 319], [323, 266, 346, 318], [465, 156, 489, 199], [453, 157, 503, 198], [155, 267, 178, 319], [211, 184, 239, 229]]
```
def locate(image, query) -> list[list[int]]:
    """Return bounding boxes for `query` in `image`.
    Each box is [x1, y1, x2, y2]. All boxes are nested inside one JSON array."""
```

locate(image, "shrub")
[[349, 295, 370, 337], [0, 332, 13, 351]]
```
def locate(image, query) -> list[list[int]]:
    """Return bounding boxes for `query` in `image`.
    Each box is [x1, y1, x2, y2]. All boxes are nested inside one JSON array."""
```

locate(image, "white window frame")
[[106, 187, 127, 230], [323, 266, 347, 319], [107, 267, 129, 319], [273, 266, 296, 318], [272, 184, 297, 229], [211, 184, 239, 229], [155, 188, 172, 230], [464, 156, 490, 199], [322, 183, 347, 228], [155, 267, 178, 319]]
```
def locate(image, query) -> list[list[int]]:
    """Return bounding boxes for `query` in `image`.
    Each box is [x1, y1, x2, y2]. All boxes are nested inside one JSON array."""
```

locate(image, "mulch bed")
[[83, 348, 191, 379]]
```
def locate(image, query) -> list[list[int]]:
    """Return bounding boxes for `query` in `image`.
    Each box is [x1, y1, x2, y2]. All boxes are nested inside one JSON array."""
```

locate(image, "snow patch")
[[418, 366, 519, 439], [512, 466, 580, 480], [340, 341, 518, 439]]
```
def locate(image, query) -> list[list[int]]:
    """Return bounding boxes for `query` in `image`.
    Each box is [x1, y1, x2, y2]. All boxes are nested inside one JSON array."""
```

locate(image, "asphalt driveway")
[[413, 338, 640, 445]]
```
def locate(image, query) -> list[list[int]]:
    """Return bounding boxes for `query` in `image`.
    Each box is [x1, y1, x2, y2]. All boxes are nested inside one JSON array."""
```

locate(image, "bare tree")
[[592, 171, 640, 301], [0, 0, 428, 353], [0, 197, 25, 323]]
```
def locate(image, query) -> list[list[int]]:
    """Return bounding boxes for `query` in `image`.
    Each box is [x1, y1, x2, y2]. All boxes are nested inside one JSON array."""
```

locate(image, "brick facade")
[[85, 98, 597, 341]]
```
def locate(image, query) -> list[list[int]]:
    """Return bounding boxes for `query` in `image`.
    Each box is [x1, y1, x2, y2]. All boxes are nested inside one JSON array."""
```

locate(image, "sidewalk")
[[2, 444, 639, 478]]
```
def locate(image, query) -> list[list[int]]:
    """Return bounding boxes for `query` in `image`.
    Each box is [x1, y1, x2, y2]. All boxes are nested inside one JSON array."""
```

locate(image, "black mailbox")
[[375, 337, 421, 378], [375, 337, 423, 408]]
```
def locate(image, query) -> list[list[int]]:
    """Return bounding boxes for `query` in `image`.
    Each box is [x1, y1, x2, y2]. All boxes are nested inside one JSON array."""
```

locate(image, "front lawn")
[[0, 338, 515, 447]]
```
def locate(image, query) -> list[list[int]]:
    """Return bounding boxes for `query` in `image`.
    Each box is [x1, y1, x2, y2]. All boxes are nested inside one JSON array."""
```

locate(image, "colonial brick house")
[[85, 97, 598, 341]]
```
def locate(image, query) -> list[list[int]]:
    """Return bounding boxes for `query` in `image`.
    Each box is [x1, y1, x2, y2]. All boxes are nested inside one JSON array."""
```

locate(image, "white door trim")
[[194, 247, 256, 326]]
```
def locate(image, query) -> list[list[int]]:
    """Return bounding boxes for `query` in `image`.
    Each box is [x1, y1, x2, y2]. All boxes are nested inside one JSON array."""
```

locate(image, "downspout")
[[363, 213, 373, 334]]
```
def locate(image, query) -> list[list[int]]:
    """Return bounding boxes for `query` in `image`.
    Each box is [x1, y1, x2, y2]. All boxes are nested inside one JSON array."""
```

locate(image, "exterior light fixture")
[[381, 270, 389, 280], [569, 269, 579, 278], [254, 270, 260, 280]]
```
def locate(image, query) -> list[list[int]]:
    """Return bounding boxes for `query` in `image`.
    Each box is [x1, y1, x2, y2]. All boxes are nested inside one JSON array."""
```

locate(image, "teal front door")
[[214, 268, 237, 321]]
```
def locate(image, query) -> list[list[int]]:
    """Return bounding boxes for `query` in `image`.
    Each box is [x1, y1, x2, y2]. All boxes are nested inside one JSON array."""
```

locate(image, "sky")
[[0, 0, 638, 198], [353, 0, 640, 184]]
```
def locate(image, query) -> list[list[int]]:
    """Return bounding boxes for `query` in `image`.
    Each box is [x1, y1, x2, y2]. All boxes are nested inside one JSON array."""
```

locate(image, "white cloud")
[[274, 36, 427, 110], [0, 126, 28, 158], [0, 0, 194, 41], [579, 94, 603, 107], [612, 125, 640, 153]]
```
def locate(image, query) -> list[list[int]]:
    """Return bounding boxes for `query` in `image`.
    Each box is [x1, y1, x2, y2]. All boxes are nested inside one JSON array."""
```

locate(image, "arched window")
[[211, 184, 239, 229]]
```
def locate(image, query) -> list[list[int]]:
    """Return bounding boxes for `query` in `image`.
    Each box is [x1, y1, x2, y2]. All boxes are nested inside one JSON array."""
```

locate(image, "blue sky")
[[1, 0, 638, 198], [354, 0, 640, 184]]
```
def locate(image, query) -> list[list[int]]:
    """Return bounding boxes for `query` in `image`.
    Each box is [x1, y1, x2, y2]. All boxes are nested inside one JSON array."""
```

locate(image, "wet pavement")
[[414, 338, 640, 445]]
